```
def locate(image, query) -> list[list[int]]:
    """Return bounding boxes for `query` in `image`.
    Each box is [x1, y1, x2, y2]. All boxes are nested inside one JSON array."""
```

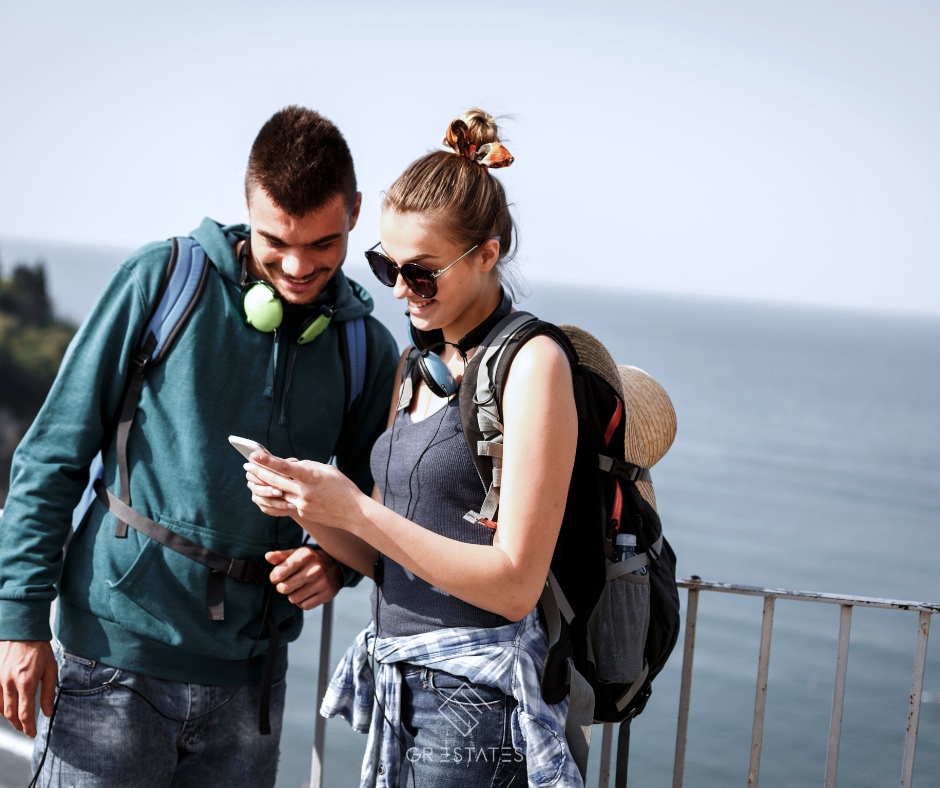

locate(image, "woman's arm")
[[248, 334, 577, 621]]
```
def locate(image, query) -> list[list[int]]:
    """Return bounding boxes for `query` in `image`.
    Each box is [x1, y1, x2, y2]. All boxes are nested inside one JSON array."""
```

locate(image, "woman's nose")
[[392, 271, 411, 299]]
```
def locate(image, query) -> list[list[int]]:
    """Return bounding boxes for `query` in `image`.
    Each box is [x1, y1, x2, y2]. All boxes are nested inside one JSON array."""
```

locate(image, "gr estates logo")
[[437, 681, 489, 737]]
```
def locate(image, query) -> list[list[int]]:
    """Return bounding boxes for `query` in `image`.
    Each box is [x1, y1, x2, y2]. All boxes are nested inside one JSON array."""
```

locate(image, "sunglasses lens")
[[401, 265, 436, 298], [365, 252, 397, 288]]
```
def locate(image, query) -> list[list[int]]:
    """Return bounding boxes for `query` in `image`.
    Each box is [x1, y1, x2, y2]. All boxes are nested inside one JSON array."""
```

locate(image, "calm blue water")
[[3, 238, 939, 787]]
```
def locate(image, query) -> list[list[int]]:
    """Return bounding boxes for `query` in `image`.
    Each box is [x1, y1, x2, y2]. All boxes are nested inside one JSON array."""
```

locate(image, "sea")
[[1, 237, 938, 787]]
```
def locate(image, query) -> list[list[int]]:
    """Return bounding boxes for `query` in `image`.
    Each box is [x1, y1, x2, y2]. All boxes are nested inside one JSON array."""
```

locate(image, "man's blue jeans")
[[31, 648, 285, 787]]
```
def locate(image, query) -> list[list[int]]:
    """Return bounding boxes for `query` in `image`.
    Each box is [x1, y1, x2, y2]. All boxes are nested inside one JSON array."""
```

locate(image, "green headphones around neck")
[[240, 238, 335, 345]]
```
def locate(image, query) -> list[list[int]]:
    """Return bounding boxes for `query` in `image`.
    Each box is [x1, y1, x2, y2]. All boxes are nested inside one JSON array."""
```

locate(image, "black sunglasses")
[[364, 242, 477, 299]]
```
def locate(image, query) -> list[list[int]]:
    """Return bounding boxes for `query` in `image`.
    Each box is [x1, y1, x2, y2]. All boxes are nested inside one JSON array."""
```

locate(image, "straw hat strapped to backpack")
[[561, 324, 677, 510]]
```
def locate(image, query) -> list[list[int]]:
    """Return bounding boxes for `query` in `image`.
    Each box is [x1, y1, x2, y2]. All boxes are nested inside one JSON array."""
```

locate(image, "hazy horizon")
[[2, 1, 938, 316], [2, 233, 937, 326]]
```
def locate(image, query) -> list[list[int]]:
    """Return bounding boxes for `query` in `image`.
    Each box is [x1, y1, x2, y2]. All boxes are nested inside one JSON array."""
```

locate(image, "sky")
[[1, 0, 938, 317]]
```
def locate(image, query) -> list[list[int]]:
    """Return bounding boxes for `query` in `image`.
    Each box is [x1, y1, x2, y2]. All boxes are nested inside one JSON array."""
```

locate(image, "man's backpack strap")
[[111, 237, 210, 534], [333, 315, 370, 592], [337, 316, 368, 414], [146, 238, 212, 362], [94, 481, 270, 619]]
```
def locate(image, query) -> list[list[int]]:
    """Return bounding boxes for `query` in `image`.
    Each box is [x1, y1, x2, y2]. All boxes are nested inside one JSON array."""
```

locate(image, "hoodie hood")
[[189, 217, 374, 321]]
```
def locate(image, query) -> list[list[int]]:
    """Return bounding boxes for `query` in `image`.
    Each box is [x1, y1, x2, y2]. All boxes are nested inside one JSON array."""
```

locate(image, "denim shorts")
[[31, 647, 285, 788], [397, 663, 526, 788]]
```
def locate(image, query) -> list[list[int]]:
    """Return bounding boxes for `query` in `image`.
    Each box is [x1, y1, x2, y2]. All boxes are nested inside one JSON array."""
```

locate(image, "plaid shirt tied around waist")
[[320, 608, 583, 788]]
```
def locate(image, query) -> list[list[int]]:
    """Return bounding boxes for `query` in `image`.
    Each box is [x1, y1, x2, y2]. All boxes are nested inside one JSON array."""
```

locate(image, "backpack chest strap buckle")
[[598, 455, 652, 483]]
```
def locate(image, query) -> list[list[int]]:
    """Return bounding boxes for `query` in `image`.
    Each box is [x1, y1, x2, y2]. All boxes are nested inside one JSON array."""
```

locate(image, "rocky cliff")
[[0, 259, 76, 505]]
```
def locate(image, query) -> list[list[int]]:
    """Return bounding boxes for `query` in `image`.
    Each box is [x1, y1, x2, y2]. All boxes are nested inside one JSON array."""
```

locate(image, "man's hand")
[[0, 640, 57, 738], [266, 546, 343, 610]]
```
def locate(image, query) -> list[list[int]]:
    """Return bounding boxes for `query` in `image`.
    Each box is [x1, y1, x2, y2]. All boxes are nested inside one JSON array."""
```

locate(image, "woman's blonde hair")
[[383, 109, 521, 291]]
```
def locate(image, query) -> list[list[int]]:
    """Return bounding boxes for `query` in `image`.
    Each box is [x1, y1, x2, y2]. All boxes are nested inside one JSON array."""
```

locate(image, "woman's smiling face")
[[379, 210, 501, 341]]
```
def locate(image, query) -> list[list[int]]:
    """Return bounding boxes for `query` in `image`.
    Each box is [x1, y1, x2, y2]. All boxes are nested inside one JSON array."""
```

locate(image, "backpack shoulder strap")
[[146, 237, 211, 363], [459, 312, 575, 525], [337, 316, 368, 415], [74, 238, 210, 527], [110, 237, 210, 533]]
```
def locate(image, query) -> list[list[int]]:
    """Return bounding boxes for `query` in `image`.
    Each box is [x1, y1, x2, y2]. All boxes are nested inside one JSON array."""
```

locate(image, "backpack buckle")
[[463, 510, 498, 530], [130, 349, 151, 374], [228, 559, 270, 585], [602, 458, 650, 483]]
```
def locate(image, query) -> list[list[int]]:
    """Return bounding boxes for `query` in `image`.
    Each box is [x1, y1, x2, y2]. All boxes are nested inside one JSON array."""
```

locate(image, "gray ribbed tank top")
[[369, 397, 512, 636]]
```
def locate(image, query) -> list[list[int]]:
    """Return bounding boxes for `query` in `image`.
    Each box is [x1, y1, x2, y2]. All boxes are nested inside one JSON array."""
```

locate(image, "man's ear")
[[348, 192, 363, 231]]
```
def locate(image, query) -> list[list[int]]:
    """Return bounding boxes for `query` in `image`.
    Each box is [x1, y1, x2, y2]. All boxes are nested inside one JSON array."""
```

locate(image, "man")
[[0, 106, 398, 786]]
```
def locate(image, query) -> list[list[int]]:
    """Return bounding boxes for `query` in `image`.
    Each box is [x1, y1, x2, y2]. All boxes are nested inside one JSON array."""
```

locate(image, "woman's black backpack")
[[458, 312, 681, 786]]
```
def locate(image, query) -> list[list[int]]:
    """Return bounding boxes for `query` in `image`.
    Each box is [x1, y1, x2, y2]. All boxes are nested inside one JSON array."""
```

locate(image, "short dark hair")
[[245, 106, 357, 217]]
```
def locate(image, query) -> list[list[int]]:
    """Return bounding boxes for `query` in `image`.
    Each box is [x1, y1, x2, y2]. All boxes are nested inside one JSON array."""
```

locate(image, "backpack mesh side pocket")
[[585, 570, 650, 684]]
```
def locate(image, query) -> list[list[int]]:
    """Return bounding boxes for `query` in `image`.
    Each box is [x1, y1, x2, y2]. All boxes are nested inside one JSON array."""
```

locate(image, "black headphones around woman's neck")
[[407, 289, 512, 398]]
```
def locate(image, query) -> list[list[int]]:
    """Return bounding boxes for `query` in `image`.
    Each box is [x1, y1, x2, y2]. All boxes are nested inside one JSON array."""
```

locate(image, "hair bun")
[[443, 110, 514, 169]]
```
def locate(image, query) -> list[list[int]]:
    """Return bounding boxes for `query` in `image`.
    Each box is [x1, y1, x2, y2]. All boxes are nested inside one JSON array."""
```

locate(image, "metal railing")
[[672, 579, 939, 788], [309, 579, 938, 788], [3, 498, 930, 788]]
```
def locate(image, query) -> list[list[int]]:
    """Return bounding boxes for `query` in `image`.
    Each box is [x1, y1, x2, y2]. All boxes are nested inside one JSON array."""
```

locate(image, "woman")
[[246, 109, 582, 787]]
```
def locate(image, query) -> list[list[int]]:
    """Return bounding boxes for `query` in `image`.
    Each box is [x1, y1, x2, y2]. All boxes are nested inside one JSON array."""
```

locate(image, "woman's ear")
[[477, 237, 502, 272]]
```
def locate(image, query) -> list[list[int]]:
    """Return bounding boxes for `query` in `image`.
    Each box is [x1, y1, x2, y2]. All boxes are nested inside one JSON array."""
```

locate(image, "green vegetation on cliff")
[[1, 257, 77, 502], [0, 261, 76, 416]]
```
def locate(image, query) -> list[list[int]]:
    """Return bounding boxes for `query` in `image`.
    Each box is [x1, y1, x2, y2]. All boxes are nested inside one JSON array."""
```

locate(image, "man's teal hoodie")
[[0, 219, 398, 684]]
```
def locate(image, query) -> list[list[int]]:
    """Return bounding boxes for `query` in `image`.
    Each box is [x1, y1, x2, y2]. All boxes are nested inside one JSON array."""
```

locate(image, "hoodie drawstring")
[[279, 343, 299, 426]]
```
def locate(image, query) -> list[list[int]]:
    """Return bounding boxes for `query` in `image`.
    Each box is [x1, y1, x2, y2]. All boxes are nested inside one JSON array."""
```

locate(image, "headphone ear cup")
[[243, 282, 283, 332], [297, 307, 335, 345], [417, 351, 459, 398]]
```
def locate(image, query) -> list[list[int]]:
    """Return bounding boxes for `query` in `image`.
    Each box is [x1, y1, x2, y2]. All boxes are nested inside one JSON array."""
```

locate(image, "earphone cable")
[[26, 684, 61, 788], [403, 395, 452, 522]]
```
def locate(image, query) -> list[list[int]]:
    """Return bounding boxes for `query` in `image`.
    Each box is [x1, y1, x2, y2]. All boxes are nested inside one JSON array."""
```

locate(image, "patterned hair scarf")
[[444, 119, 514, 169]]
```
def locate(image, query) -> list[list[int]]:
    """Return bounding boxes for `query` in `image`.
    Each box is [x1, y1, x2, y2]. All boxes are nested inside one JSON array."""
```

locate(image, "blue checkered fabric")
[[321, 608, 583, 787]]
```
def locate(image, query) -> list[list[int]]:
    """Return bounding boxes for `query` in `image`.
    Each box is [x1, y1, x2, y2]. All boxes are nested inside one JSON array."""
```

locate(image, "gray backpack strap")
[[606, 533, 664, 579], [566, 657, 595, 782], [542, 569, 575, 648], [539, 571, 593, 781], [463, 313, 539, 525]]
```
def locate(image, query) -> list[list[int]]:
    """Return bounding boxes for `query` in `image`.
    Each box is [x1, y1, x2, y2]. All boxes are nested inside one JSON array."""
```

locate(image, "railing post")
[[748, 596, 775, 787], [900, 610, 930, 788], [598, 723, 614, 788], [309, 599, 334, 788], [825, 604, 852, 787], [672, 585, 699, 788]]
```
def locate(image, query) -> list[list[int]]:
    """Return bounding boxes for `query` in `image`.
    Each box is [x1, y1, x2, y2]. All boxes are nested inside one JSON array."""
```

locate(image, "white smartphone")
[[228, 435, 292, 478], [228, 435, 271, 461]]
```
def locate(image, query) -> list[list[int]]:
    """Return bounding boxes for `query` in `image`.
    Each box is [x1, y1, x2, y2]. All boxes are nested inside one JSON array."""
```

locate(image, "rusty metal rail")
[[672, 579, 940, 788]]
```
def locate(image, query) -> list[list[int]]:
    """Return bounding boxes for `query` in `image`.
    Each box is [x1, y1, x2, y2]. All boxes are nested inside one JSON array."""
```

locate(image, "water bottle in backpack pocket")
[[586, 533, 651, 685]]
